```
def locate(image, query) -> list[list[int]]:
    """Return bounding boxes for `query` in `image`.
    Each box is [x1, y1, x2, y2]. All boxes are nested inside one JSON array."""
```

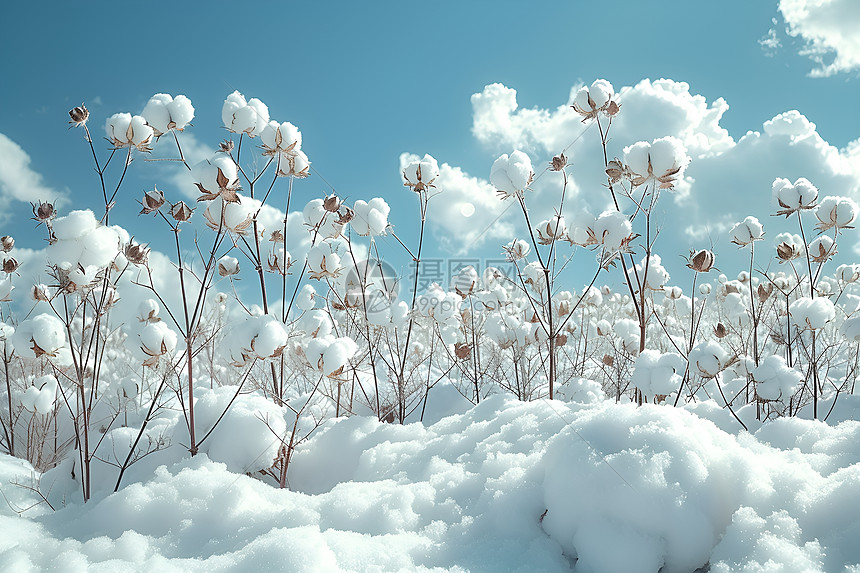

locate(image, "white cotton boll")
[[753, 355, 802, 401], [32, 375, 57, 414], [642, 254, 670, 290], [21, 386, 39, 412], [300, 309, 333, 338], [808, 235, 834, 260], [303, 198, 326, 227], [490, 150, 533, 197], [536, 215, 567, 243], [110, 224, 131, 247], [218, 255, 240, 276], [648, 136, 687, 177], [105, 113, 132, 144], [837, 264, 860, 283], [260, 121, 301, 153], [588, 79, 613, 107], [624, 141, 651, 177], [141, 94, 173, 135], [166, 95, 194, 130], [307, 242, 342, 279], [772, 177, 818, 212], [139, 321, 178, 358], [841, 316, 860, 340], [614, 318, 640, 353], [53, 210, 98, 241], [730, 216, 764, 245], [568, 208, 595, 246], [595, 319, 612, 336], [688, 340, 728, 378], [31, 314, 66, 354], [68, 265, 99, 288], [222, 91, 247, 130], [632, 349, 684, 397], [790, 297, 835, 330], [723, 292, 748, 322], [0, 278, 13, 302], [128, 115, 153, 147], [297, 284, 316, 311], [253, 317, 288, 359], [322, 337, 357, 376], [137, 299, 159, 323], [816, 195, 859, 230], [573, 87, 592, 113], [402, 154, 440, 189], [582, 285, 603, 307], [699, 283, 711, 295], [592, 210, 632, 251], [352, 198, 390, 236]]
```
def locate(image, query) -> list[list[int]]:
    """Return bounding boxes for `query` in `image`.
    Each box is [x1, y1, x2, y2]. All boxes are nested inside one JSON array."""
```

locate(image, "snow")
[[1, 396, 858, 571]]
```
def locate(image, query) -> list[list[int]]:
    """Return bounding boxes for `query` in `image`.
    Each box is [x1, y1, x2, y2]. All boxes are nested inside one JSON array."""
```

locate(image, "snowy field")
[[1, 392, 859, 572]]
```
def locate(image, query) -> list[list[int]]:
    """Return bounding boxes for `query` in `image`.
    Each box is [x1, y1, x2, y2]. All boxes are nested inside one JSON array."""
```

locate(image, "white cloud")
[[466, 78, 860, 276], [779, 0, 860, 76], [0, 133, 68, 217]]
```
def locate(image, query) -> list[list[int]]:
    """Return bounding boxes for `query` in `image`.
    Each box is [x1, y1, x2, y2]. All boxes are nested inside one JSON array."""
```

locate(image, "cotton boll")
[[688, 340, 728, 378], [128, 115, 154, 148], [614, 318, 640, 354], [352, 198, 390, 236], [105, 113, 132, 146], [139, 321, 177, 358], [592, 210, 632, 251], [297, 284, 316, 311], [841, 316, 860, 341], [30, 314, 67, 357], [260, 121, 301, 154], [753, 355, 802, 402], [32, 375, 57, 414], [252, 317, 288, 359], [623, 141, 651, 178], [816, 195, 859, 230], [490, 150, 533, 198], [390, 300, 409, 327], [730, 216, 764, 245], [772, 177, 818, 213], [137, 299, 160, 323], [79, 225, 121, 268], [303, 198, 326, 227], [789, 297, 835, 330], [321, 337, 357, 377], [0, 278, 13, 301], [141, 94, 172, 135], [166, 95, 194, 130], [402, 154, 439, 191], [648, 136, 687, 177], [222, 91, 269, 137], [299, 309, 333, 338]]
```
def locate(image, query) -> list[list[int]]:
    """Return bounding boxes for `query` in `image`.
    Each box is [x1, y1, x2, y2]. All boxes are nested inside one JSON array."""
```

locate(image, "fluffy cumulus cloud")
[[398, 152, 515, 254], [465, 78, 860, 270], [779, 0, 860, 76], [0, 133, 68, 217]]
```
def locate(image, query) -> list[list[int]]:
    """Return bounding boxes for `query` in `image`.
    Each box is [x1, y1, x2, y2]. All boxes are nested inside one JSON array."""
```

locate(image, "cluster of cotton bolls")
[[19, 374, 58, 415], [125, 299, 178, 368], [141, 94, 194, 136], [752, 355, 802, 402], [490, 150, 533, 199], [106, 92, 194, 151], [415, 283, 465, 345], [46, 209, 130, 291], [631, 349, 685, 399], [351, 198, 390, 237], [622, 136, 689, 188], [293, 310, 357, 378], [772, 177, 818, 214], [688, 340, 729, 379], [226, 313, 289, 366]]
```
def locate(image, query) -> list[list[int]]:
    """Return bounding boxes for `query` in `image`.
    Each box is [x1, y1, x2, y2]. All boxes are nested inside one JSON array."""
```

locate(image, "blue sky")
[[2, 0, 860, 296]]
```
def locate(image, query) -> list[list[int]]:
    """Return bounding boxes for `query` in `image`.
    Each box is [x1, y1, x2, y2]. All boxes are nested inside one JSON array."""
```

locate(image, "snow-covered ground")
[[1, 394, 858, 573]]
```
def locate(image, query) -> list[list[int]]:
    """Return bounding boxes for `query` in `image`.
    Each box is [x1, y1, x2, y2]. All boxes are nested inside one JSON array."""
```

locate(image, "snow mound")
[[0, 397, 858, 572]]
